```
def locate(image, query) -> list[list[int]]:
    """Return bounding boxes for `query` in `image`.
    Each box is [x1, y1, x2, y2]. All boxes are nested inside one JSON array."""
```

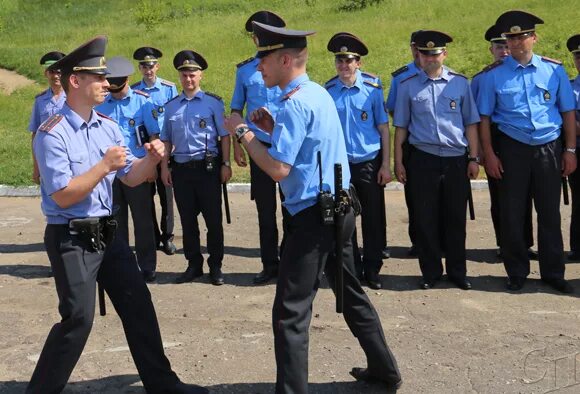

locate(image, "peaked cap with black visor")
[[105, 56, 134, 93], [414, 30, 453, 55], [327, 32, 368, 59], [251, 21, 316, 58], [495, 10, 544, 37], [47, 36, 109, 75], [245, 10, 285, 32], [133, 47, 163, 66]]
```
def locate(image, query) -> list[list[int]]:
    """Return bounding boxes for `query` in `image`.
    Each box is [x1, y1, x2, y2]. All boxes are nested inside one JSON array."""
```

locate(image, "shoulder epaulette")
[[541, 56, 562, 65], [449, 71, 468, 79], [472, 60, 503, 79], [35, 88, 49, 98], [205, 91, 223, 101], [165, 95, 180, 105], [96, 111, 116, 122], [282, 86, 301, 101], [391, 65, 409, 77], [130, 82, 141, 89], [363, 80, 382, 89], [38, 114, 63, 132], [324, 75, 338, 87], [133, 89, 150, 98], [400, 73, 419, 84], [361, 71, 378, 79], [236, 57, 255, 68], [160, 79, 175, 87]]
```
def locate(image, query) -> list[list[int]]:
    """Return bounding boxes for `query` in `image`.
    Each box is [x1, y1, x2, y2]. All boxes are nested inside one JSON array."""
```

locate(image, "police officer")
[[231, 10, 287, 284], [96, 56, 160, 283], [325, 32, 391, 290], [160, 50, 232, 286], [224, 22, 401, 393], [477, 11, 576, 292], [132, 46, 179, 255], [385, 31, 422, 256], [28, 36, 207, 394], [565, 34, 580, 260], [29, 51, 67, 184], [393, 30, 481, 290]]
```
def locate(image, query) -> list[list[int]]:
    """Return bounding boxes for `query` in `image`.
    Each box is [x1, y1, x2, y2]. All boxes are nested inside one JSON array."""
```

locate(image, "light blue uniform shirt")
[[33, 103, 135, 224], [131, 77, 178, 131], [572, 75, 580, 144], [230, 56, 282, 144], [386, 61, 420, 113], [325, 69, 389, 163], [96, 87, 160, 158], [394, 67, 480, 157], [268, 74, 351, 216], [28, 88, 67, 132], [477, 54, 576, 145], [161, 90, 228, 162], [470, 70, 485, 101]]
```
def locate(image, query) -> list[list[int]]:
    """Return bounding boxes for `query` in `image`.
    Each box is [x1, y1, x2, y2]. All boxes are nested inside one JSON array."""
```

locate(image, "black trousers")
[[27, 225, 179, 394], [349, 155, 384, 274], [273, 204, 400, 394], [113, 179, 157, 272], [487, 125, 534, 248], [408, 149, 468, 282], [402, 141, 416, 245], [151, 164, 175, 245], [250, 155, 288, 267], [497, 135, 565, 280], [172, 163, 223, 271], [570, 169, 580, 252]]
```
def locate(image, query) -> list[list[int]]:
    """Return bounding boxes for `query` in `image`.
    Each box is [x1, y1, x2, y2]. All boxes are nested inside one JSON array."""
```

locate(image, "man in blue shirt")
[[230, 10, 287, 285], [325, 32, 391, 290], [160, 50, 232, 286], [472, 25, 536, 260], [224, 21, 401, 394], [394, 30, 481, 290], [477, 11, 577, 293], [96, 56, 160, 283], [386, 31, 422, 256], [132, 46, 179, 256], [29, 51, 67, 184], [565, 34, 580, 261], [28, 36, 207, 394]]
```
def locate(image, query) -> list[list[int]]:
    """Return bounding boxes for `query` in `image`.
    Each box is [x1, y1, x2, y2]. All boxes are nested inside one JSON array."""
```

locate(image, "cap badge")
[[361, 111, 368, 121], [543, 90, 551, 101], [340, 46, 348, 52], [183, 59, 192, 65], [510, 25, 522, 33], [145, 55, 153, 60], [450, 100, 456, 110], [129, 119, 135, 126], [426, 41, 435, 48], [199, 119, 207, 129]]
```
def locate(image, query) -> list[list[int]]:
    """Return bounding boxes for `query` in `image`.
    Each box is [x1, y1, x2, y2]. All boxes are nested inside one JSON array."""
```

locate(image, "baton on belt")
[[467, 179, 475, 220], [563, 177, 570, 206], [98, 283, 106, 316], [334, 163, 345, 314], [223, 183, 231, 224]]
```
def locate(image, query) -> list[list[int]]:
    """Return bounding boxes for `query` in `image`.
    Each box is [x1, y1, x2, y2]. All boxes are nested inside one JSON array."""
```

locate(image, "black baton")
[[334, 163, 344, 314], [467, 179, 475, 220], [98, 283, 106, 316], [563, 177, 569, 206], [223, 183, 231, 224]]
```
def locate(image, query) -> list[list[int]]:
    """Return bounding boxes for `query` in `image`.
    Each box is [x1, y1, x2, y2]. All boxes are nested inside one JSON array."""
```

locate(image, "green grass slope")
[[0, 0, 578, 185]]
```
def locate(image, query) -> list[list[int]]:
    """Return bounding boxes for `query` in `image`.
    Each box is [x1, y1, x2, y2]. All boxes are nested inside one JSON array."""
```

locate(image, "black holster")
[[69, 217, 117, 253]]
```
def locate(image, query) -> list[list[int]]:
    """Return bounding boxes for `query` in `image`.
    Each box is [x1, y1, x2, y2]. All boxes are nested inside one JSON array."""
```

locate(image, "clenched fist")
[[102, 146, 127, 171], [144, 139, 165, 163]]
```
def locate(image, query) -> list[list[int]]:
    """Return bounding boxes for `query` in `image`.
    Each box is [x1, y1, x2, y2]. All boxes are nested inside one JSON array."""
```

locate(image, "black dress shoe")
[[253, 266, 278, 285], [506, 276, 525, 291], [349, 367, 402, 391], [448, 276, 472, 290], [542, 278, 574, 294], [382, 247, 391, 259], [175, 266, 203, 284], [161, 240, 177, 255], [143, 270, 157, 283], [407, 245, 418, 257], [568, 251, 580, 261], [419, 276, 441, 290], [210, 269, 224, 286], [164, 381, 209, 394], [364, 270, 382, 290]]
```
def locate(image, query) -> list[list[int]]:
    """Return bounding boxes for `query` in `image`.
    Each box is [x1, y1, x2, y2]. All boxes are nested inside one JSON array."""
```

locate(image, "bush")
[[338, 0, 384, 11]]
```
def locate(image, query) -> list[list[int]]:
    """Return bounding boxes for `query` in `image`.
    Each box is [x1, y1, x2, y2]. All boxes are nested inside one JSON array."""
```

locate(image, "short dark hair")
[[60, 72, 72, 93]]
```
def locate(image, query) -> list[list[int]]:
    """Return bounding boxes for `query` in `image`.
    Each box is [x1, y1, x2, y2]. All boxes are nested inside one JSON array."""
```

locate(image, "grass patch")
[[0, 0, 578, 185]]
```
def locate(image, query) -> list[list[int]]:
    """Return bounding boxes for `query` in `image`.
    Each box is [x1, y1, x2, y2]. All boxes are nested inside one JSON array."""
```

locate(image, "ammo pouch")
[[69, 217, 117, 253]]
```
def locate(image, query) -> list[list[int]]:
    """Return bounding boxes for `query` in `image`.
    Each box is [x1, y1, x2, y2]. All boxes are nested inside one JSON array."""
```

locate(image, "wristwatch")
[[468, 156, 480, 164], [222, 160, 231, 167], [566, 148, 576, 154], [235, 126, 250, 143]]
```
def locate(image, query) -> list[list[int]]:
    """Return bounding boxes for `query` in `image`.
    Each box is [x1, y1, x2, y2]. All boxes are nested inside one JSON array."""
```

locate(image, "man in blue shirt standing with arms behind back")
[[477, 10, 577, 293]]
